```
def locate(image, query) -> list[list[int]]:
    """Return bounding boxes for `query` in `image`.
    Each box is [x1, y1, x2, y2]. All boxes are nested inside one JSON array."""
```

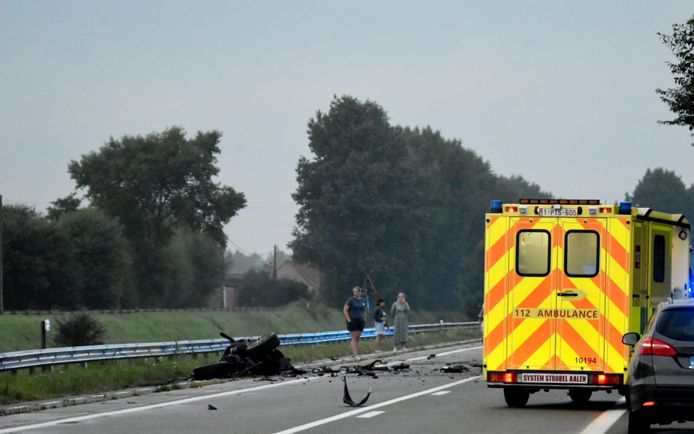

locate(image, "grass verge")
[[0, 328, 480, 405], [0, 303, 462, 351]]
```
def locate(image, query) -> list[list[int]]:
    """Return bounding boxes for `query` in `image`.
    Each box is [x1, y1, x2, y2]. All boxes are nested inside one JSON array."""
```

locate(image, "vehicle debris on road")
[[193, 333, 304, 380], [440, 364, 468, 373], [342, 376, 372, 407]]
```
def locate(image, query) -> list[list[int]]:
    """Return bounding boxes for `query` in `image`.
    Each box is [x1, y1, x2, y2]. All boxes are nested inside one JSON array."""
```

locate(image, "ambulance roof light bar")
[[519, 199, 600, 205]]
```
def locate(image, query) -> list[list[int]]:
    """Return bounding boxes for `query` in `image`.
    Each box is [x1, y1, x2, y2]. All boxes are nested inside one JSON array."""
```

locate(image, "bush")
[[54, 312, 106, 347], [237, 269, 309, 307]]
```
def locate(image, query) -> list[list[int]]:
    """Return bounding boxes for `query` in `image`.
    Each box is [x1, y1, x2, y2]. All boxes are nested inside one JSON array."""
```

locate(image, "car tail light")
[[640, 337, 677, 356], [487, 372, 516, 383]]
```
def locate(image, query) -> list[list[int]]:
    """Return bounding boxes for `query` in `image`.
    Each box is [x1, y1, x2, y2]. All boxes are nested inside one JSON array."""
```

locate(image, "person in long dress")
[[390, 292, 410, 352]]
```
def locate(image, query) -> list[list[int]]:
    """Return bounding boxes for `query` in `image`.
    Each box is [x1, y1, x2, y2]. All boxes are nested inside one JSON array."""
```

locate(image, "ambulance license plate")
[[518, 373, 588, 384], [538, 208, 578, 217]]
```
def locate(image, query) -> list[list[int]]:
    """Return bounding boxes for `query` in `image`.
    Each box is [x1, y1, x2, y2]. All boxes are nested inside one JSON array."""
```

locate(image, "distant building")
[[276, 261, 322, 298]]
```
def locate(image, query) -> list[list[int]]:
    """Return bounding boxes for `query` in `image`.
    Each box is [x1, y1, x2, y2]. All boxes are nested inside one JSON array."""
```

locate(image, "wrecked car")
[[193, 333, 299, 380]]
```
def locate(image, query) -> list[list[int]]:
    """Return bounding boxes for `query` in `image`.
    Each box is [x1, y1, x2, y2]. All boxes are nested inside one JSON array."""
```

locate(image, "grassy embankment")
[[0, 303, 460, 352], [0, 327, 480, 405]]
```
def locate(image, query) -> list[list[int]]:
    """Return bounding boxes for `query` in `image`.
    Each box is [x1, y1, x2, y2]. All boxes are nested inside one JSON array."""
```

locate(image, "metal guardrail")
[[0, 322, 480, 372]]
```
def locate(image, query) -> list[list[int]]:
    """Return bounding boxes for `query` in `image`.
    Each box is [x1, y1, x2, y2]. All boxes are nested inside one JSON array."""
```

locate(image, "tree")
[[161, 228, 226, 308], [67, 127, 246, 307], [657, 16, 694, 142], [68, 127, 246, 249], [237, 269, 308, 307], [227, 250, 265, 274], [2, 205, 77, 309], [627, 168, 693, 219], [291, 96, 550, 313], [291, 96, 423, 305], [57, 208, 132, 308], [46, 193, 81, 220], [627, 168, 689, 213]]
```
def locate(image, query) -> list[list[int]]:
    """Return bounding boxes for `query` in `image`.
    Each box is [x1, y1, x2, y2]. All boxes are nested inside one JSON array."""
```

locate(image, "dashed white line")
[[406, 345, 482, 362], [273, 376, 482, 434], [357, 411, 385, 419], [577, 397, 626, 434], [430, 391, 451, 396]]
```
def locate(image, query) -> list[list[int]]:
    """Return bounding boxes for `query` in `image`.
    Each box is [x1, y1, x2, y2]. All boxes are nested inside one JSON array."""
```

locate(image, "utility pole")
[[272, 244, 278, 280], [0, 194, 3, 314]]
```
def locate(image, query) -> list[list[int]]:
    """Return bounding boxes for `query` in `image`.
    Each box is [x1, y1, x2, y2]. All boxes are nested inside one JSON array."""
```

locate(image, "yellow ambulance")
[[482, 199, 691, 407]]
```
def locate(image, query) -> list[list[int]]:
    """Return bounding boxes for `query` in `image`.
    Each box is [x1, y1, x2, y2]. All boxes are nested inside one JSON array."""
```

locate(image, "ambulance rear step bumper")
[[486, 371, 624, 390], [487, 383, 620, 391]]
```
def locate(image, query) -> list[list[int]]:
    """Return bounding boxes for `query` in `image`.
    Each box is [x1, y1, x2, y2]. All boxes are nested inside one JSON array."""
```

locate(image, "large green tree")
[[657, 16, 694, 141], [292, 96, 548, 314], [68, 127, 246, 249], [627, 168, 693, 218], [292, 96, 424, 305]]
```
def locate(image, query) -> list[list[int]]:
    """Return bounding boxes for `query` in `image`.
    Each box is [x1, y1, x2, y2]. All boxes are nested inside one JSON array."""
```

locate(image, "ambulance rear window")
[[516, 230, 550, 276], [565, 231, 599, 277]]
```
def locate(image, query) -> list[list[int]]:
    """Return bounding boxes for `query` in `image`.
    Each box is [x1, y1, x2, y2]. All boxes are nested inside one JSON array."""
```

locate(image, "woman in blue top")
[[343, 286, 367, 360]]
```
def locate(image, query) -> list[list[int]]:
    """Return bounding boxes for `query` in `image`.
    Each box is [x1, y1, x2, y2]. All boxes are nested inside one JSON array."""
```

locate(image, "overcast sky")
[[1, 1, 693, 255]]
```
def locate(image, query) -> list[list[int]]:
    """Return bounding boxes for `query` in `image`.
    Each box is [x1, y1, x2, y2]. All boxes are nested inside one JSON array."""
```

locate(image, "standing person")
[[391, 292, 410, 352], [373, 298, 387, 352], [343, 286, 367, 360]]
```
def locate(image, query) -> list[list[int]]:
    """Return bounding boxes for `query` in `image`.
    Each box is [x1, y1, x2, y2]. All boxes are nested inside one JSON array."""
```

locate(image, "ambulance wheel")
[[568, 389, 592, 404], [503, 388, 529, 408]]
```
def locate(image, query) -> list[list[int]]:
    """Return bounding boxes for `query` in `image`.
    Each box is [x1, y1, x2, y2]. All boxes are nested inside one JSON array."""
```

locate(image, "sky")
[[1, 1, 693, 256]]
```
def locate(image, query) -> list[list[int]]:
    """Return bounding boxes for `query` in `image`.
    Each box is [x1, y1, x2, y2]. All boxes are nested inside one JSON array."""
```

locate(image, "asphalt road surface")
[[1, 342, 693, 434]]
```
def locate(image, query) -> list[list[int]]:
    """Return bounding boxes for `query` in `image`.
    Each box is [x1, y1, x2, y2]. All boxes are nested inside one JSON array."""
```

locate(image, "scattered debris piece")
[[389, 362, 410, 371], [208, 404, 217, 411], [342, 377, 372, 407], [427, 354, 436, 360], [193, 333, 305, 380], [440, 364, 468, 373]]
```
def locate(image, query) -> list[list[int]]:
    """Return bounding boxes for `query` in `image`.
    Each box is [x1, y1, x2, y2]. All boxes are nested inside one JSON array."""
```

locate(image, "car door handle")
[[557, 292, 578, 297]]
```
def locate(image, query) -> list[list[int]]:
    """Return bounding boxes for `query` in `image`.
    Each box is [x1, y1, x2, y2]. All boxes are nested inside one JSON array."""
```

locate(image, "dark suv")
[[622, 299, 694, 433]]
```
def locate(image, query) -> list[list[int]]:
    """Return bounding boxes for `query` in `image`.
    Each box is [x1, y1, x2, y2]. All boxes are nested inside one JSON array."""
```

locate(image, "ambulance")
[[482, 199, 691, 407]]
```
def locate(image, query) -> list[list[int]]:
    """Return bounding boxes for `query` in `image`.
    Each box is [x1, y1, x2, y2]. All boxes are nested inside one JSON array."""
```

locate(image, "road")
[[0, 342, 692, 434]]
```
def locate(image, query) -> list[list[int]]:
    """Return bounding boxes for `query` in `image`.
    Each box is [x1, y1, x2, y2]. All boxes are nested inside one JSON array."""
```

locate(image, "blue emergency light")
[[490, 200, 503, 213], [618, 201, 632, 215]]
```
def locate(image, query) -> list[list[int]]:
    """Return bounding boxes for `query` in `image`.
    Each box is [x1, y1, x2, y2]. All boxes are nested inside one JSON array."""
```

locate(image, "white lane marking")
[[274, 376, 482, 434], [406, 345, 482, 362], [0, 377, 321, 434], [577, 397, 626, 434], [357, 411, 385, 419], [430, 391, 451, 396]]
